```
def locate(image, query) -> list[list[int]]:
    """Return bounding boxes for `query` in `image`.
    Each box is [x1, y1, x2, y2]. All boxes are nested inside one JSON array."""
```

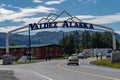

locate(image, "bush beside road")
[[0, 59, 45, 65], [90, 59, 120, 69], [13, 60, 37, 65]]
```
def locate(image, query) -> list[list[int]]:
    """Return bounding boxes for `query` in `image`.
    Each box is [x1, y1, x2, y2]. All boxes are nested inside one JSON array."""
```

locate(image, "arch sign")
[[28, 11, 97, 31], [27, 11, 116, 51], [6, 11, 116, 59], [29, 21, 94, 30]]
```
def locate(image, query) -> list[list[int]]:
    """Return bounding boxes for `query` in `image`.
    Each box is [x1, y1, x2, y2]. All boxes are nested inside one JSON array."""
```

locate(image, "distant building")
[[0, 44, 63, 59], [79, 48, 112, 56], [93, 48, 112, 55]]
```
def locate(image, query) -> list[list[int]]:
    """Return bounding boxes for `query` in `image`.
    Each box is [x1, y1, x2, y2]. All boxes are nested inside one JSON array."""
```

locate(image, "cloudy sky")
[[0, 0, 120, 34]]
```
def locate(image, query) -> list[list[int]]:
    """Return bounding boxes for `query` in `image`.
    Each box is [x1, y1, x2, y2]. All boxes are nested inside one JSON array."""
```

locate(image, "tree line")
[[59, 30, 120, 55]]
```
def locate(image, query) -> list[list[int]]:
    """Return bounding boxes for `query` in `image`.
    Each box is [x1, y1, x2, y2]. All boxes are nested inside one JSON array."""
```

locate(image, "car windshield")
[[69, 56, 78, 59]]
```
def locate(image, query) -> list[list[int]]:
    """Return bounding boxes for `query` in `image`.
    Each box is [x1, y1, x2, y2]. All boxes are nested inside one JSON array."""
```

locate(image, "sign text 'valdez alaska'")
[[29, 21, 94, 30]]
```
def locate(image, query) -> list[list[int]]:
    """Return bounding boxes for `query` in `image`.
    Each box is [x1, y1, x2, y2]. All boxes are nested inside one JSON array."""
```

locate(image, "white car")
[[67, 56, 79, 65]]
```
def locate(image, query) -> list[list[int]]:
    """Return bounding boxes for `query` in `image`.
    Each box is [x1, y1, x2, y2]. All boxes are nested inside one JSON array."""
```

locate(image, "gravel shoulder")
[[0, 70, 18, 80]]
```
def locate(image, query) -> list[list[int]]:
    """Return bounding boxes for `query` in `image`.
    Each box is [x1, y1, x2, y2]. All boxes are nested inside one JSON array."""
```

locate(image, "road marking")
[[0, 68, 53, 80], [56, 62, 120, 80], [32, 71, 53, 80], [81, 65, 120, 73]]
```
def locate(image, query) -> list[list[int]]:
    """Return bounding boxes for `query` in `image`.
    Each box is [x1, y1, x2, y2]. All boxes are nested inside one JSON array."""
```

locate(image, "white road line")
[[32, 71, 53, 80], [0, 68, 53, 80], [0, 67, 53, 80], [81, 65, 120, 73]]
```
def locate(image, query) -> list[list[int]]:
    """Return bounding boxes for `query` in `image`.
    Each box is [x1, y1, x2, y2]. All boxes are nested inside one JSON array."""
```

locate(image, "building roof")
[[0, 44, 60, 49]]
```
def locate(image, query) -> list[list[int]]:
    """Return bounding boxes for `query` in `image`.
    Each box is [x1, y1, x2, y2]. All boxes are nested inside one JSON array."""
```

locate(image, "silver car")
[[67, 56, 79, 65]]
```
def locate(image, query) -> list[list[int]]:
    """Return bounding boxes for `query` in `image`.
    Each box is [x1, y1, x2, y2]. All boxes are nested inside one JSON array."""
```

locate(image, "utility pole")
[[3, 32, 12, 65], [28, 26, 31, 62], [6, 33, 9, 54], [63, 33, 65, 55], [112, 30, 116, 51]]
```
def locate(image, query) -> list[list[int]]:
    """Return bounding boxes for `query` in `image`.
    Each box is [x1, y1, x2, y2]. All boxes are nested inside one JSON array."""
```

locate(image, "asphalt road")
[[0, 58, 120, 80]]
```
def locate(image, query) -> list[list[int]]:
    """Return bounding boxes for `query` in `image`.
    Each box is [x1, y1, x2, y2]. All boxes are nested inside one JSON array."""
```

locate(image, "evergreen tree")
[[59, 31, 79, 55], [103, 31, 112, 48], [72, 31, 80, 50], [81, 30, 91, 48], [59, 30, 119, 55]]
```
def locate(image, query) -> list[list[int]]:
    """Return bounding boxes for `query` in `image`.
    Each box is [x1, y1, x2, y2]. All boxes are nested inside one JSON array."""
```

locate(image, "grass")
[[13, 57, 66, 64], [90, 59, 120, 69], [0, 60, 37, 65], [13, 60, 39, 65], [0, 59, 45, 65], [53, 57, 67, 60]]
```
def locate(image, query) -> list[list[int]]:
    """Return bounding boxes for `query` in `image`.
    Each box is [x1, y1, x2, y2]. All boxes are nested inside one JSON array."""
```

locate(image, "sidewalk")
[[0, 70, 18, 80]]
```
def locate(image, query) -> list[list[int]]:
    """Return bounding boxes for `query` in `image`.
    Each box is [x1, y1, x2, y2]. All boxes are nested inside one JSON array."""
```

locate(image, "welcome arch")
[[6, 11, 116, 55]]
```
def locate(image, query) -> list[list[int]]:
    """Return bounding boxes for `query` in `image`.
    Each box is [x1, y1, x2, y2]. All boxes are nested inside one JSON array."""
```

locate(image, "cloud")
[[115, 31, 120, 34], [1, 6, 120, 25], [0, 8, 15, 22], [12, 17, 43, 25], [45, 0, 66, 5], [0, 4, 20, 9], [80, 13, 120, 24], [0, 26, 22, 33], [33, 0, 42, 3], [78, 0, 98, 4], [0, 6, 56, 22], [0, 5, 57, 32], [1, 4, 120, 33], [0, 4, 7, 7]]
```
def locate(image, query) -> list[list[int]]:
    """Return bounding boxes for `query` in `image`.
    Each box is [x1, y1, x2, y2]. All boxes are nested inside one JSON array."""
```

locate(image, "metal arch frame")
[[5, 11, 116, 54]]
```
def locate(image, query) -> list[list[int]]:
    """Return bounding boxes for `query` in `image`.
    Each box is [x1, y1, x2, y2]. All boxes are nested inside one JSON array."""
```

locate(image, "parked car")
[[78, 53, 88, 59], [106, 50, 112, 58], [67, 56, 79, 65], [106, 53, 111, 58]]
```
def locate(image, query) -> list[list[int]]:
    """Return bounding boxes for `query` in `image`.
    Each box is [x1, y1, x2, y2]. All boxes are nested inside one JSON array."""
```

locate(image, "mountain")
[[0, 31, 75, 46], [0, 31, 120, 46]]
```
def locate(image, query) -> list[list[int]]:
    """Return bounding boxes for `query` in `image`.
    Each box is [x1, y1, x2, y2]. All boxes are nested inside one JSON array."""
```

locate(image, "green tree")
[[103, 31, 112, 48], [92, 32, 102, 48], [59, 30, 119, 55], [65, 34, 75, 55], [81, 30, 91, 48], [91, 31, 113, 48], [59, 31, 80, 55], [72, 31, 80, 50]]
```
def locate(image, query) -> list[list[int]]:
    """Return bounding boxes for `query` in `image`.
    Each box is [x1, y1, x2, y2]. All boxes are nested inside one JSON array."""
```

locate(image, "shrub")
[[91, 59, 120, 69]]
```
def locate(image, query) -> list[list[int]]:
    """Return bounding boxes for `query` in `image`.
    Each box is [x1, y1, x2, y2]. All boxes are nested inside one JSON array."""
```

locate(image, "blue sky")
[[0, 0, 120, 34]]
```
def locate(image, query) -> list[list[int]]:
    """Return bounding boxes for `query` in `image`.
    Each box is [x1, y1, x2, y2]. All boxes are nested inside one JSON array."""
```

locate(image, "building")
[[0, 44, 63, 59]]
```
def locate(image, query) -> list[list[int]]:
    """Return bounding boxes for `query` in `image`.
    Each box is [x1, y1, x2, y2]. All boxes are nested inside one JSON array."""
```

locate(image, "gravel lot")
[[0, 70, 17, 80]]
